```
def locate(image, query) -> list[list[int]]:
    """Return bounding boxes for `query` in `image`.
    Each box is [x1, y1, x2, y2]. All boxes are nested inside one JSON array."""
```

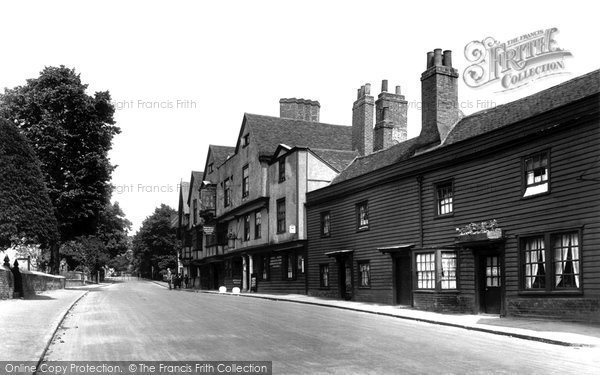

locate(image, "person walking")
[[184, 274, 189, 289], [166, 268, 172, 290]]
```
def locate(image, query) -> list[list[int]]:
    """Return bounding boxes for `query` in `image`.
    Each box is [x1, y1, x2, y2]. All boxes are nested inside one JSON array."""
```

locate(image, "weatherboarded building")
[[305, 49, 600, 322]]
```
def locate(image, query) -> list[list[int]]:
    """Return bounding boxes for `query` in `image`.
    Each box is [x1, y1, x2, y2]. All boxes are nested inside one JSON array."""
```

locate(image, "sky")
[[0, 0, 597, 233]]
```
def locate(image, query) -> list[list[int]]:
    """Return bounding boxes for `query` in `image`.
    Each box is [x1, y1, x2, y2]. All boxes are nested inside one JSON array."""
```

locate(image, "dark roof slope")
[[332, 138, 421, 183], [333, 69, 600, 184], [210, 145, 235, 166], [444, 70, 600, 145], [187, 171, 203, 204], [179, 181, 190, 214], [312, 149, 359, 172], [244, 113, 352, 157]]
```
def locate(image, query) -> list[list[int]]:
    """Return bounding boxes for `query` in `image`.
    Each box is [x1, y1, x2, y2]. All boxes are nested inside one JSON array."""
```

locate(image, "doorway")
[[338, 256, 353, 300], [479, 253, 502, 314], [395, 254, 412, 305]]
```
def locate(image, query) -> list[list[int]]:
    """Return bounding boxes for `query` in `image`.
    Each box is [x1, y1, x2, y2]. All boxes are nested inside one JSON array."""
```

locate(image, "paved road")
[[45, 279, 599, 374]]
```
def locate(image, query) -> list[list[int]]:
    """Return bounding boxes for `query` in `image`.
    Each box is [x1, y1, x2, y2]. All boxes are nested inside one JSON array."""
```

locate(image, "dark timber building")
[[305, 49, 600, 322]]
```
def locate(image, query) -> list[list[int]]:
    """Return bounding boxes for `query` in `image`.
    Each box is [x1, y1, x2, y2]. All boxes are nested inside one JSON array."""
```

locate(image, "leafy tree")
[[132, 204, 178, 279], [0, 118, 58, 251], [97, 201, 132, 259], [60, 235, 109, 279], [0, 66, 119, 273]]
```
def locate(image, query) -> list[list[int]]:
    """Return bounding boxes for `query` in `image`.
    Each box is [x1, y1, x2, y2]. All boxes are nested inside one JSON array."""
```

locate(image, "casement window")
[[356, 201, 369, 231], [224, 178, 231, 207], [320, 211, 331, 237], [276, 198, 286, 233], [436, 181, 454, 216], [243, 214, 250, 241], [415, 250, 458, 290], [358, 261, 371, 288], [260, 256, 270, 281], [521, 231, 581, 291], [254, 211, 262, 239], [242, 164, 249, 198], [320, 264, 329, 288], [242, 134, 250, 147], [523, 150, 549, 197], [284, 253, 296, 280], [297, 255, 305, 274], [278, 157, 286, 183]]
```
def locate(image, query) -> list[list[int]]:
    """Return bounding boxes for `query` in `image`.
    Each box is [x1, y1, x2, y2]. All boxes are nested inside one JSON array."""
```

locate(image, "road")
[[44, 279, 599, 374]]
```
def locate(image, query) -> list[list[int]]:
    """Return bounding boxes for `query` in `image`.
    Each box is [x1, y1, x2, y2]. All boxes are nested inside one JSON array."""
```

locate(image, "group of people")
[[165, 268, 189, 290]]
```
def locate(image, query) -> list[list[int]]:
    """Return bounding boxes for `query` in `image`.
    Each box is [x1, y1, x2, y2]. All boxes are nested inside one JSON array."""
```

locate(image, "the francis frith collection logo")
[[463, 27, 572, 91]]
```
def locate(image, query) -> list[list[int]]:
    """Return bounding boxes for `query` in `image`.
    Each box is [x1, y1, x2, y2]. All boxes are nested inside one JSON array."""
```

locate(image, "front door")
[[395, 255, 412, 305], [481, 255, 502, 314], [338, 256, 353, 300]]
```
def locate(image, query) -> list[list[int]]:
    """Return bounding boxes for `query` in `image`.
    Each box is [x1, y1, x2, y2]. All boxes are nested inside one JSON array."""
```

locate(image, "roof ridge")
[[244, 112, 350, 128]]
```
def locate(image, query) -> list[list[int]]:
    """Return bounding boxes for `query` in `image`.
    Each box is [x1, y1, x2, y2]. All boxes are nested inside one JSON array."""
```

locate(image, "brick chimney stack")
[[280, 98, 320, 122], [373, 80, 408, 151], [420, 49, 459, 146], [352, 83, 375, 156]]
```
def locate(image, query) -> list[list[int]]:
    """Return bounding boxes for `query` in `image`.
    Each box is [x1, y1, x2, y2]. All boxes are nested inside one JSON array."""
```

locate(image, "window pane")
[[523, 236, 545, 289], [523, 151, 549, 197], [441, 251, 457, 289], [416, 253, 435, 289], [553, 232, 580, 289]]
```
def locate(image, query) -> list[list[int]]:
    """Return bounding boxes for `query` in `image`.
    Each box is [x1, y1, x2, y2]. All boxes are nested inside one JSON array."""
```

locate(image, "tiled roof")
[[244, 113, 353, 157], [312, 148, 359, 172], [210, 145, 235, 166], [332, 138, 420, 183], [187, 170, 203, 204], [179, 181, 190, 214], [332, 69, 600, 184], [444, 69, 600, 145]]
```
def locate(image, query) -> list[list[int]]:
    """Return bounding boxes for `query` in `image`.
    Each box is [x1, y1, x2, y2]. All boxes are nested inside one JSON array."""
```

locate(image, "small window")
[[243, 214, 250, 241], [523, 151, 549, 197], [277, 198, 286, 233], [208, 163, 214, 173], [436, 181, 453, 216], [356, 201, 369, 230], [242, 165, 249, 198], [358, 261, 371, 287], [254, 211, 262, 239], [321, 211, 331, 237], [416, 253, 435, 289], [242, 134, 250, 147], [320, 264, 329, 288], [279, 157, 286, 183]]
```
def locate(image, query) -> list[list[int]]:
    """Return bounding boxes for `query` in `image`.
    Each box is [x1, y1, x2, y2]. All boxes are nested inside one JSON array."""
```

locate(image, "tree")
[[0, 118, 58, 251], [132, 204, 178, 279], [97, 201, 132, 259], [0, 66, 119, 273], [60, 236, 109, 280]]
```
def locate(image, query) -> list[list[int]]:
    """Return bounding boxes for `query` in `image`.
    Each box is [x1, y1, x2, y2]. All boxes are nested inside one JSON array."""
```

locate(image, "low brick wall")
[[507, 297, 600, 324], [0, 266, 65, 299], [413, 291, 475, 313]]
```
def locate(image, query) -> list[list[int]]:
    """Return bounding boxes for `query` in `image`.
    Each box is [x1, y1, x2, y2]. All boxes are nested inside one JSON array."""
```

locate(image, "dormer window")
[[278, 157, 286, 183], [242, 134, 250, 148]]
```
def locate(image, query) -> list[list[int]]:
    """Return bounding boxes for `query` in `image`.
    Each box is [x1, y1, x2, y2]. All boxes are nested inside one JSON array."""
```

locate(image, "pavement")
[[156, 280, 600, 348], [0, 282, 111, 361]]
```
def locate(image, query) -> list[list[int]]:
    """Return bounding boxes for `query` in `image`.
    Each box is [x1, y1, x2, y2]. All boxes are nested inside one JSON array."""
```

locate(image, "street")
[[44, 280, 599, 374]]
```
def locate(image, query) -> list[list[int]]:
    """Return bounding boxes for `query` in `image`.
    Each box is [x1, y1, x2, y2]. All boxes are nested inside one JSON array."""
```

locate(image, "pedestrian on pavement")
[[166, 268, 172, 290], [184, 274, 189, 289]]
